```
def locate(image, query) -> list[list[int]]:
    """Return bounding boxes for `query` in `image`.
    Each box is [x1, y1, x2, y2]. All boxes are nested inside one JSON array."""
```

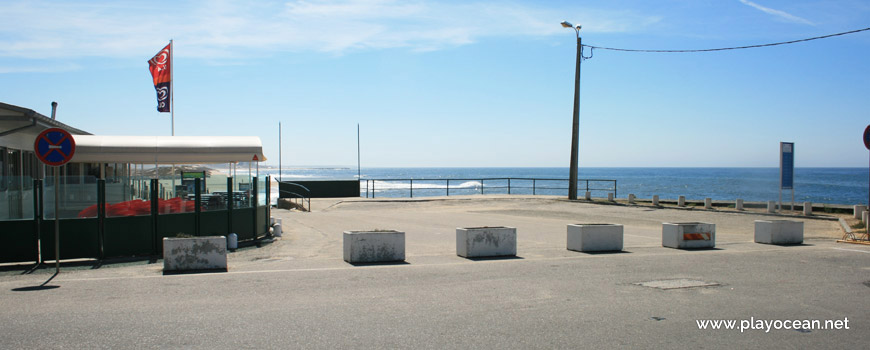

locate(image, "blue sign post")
[[779, 142, 794, 211]]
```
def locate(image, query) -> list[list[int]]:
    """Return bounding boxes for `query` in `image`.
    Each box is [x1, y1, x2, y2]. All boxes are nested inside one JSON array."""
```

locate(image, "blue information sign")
[[780, 142, 794, 190]]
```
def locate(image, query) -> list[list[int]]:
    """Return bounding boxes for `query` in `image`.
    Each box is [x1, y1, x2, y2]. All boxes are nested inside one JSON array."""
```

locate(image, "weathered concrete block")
[[585, 191, 591, 200], [754, 220, 803, 245], [343, 230, 405, 263], [854, 205, 867, 219], [704, 198, 712, 210], [607, 193, 614, 202], [803, 202, 812, 216], [678, 196, 686, 207], [628, 194, 636, 204], [652, 195, 659, 206], [163, 237, 227, 272], [456, 226, 516, 258], [767, 201, 777, 213], [567, 224, 623, 252], [662, 222, 715, 249], [272, 223, 283, 237], [736, 199, 744, 211]]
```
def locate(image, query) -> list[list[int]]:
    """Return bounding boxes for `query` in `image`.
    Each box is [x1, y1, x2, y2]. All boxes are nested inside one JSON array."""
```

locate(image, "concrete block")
[[456, 226, 516, 258], [628, 194, 636, 204], [343, 230, 405, 263], [607, 193, 614, 202], [855, 205, 867, 219], [704, 198, 712, 210], [678, 196, 686, 207], [767, 201, 777, 213], [864, 211, 869, 225], [567, 224, 623, 252], [754, 220, 803, 245], [652, 195, 659, 206], [163, 237, 228, 272], [736, 199, 744, 211], [662, 222, 715, 249], [273, 223, 283, 237], [585, 191, 591, 200], [227, 233, 238, 250], [803, 202, 812, 216]]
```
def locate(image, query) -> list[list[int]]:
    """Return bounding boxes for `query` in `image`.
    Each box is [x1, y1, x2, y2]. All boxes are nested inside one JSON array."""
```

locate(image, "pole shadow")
[[12, 272, 61, 292]]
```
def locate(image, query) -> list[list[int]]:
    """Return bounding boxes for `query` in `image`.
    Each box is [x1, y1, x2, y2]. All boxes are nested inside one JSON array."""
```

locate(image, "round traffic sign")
[[34, 128, 76, 166], [864, 124, 870, 150]]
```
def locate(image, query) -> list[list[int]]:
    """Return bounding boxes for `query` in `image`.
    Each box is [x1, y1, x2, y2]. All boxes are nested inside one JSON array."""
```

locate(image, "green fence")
[[0, 176, 271, 264]]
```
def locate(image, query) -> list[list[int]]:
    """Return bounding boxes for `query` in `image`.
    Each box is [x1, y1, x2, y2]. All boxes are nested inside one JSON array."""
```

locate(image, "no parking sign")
[[34, 128, 76, 166]]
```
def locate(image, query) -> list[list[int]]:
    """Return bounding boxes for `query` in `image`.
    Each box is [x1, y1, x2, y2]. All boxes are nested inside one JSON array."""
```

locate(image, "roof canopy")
[[70, 135, 266, 164]]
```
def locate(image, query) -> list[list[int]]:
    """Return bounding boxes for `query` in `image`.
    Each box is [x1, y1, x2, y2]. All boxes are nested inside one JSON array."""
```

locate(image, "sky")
[[1, 0, 869, 168]]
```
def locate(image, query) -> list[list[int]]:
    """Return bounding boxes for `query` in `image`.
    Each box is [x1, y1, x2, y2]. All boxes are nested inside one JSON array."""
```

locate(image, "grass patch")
[[852, 222, 866, 230]]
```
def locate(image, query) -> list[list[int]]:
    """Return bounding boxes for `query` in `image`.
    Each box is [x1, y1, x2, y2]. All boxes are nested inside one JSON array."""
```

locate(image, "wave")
[[362, 180, 482, 191]]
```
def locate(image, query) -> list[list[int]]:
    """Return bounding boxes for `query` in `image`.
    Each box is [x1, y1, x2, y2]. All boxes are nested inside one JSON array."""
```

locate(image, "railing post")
[[150, 178, 159, 256], [33, 179, 42, 263], [372, 180, 375, 198], [252, 177, 258, 241], [227, 176, 233, 237], [97, 178, 105, 259], [614, 180, 617, 198], [410, 179, 414, 198], [533, 179, 536, 195], [446, 179, 450, 196], [508, 178, 511, 195], [194, 177, 201, 236], [481, 179, 484, 195]]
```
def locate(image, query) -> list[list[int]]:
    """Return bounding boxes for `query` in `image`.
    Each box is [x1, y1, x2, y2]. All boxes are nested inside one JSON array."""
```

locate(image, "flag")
[[148, 43, 171, 113]]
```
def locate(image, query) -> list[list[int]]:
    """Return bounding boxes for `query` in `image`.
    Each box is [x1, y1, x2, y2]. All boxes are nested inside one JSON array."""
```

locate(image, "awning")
[[70, 135, 266, 164]]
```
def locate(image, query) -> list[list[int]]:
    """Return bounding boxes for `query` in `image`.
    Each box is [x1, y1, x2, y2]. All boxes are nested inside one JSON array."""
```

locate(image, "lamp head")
[[560, 21, 573, 28]]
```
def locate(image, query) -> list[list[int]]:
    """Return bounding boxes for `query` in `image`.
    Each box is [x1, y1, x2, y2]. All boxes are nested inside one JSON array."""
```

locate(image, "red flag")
[[148, 43, 171, 113]]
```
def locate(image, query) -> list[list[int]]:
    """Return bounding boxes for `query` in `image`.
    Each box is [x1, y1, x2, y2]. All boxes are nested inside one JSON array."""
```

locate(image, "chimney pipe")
[[50, 101, 58, 120]]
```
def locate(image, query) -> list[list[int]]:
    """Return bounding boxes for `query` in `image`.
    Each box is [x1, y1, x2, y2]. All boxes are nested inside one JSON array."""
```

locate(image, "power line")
[[582, 26, 870, 53]]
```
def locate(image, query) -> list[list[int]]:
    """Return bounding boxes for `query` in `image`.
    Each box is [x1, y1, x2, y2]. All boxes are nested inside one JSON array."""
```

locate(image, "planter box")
[[567, 224, 623, 252], [456, 226, 516, 258], [754, 220, 803, 245], [662, 222, 715, 249], [163, 236, 228, 272], [343, 230, 405, 263]]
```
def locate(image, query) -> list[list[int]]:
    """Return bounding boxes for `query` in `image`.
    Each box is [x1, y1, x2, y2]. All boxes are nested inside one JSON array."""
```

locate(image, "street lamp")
[[562, 21, 582, 200]]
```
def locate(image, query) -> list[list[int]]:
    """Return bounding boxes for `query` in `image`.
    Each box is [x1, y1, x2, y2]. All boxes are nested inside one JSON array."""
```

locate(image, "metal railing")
[[361, 178, 616, 199], [278, 182, 311, 212]]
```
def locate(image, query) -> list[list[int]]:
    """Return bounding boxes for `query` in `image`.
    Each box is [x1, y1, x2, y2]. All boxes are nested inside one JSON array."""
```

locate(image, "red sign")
[[252, 154, 259, 161], [864, 125, 870, 150], [34, 128, 76, 166]]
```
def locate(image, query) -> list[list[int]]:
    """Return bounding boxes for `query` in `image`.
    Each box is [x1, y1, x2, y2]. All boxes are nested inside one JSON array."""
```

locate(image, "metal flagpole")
[[170, 39, 175, 197]]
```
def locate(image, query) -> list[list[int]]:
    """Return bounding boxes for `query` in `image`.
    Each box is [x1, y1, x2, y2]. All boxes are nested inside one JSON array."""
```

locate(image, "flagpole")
[[170, 39, 174, 136], [170, 39, 175, 198]]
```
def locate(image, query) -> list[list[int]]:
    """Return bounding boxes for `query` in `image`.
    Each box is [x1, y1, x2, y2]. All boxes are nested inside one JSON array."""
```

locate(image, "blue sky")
[[1, 0, 868, 167]]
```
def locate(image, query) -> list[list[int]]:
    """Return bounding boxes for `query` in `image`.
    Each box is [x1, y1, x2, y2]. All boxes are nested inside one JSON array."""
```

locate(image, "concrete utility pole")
[[562, 21, 582, 200]]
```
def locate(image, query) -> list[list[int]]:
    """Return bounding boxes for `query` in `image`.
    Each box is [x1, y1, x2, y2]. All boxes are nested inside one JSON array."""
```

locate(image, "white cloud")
[[738, 0, 815, 25], [0, 0, 661, 61]]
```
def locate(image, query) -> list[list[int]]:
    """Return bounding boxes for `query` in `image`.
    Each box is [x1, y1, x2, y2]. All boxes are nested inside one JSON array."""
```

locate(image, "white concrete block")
[[272, 223, 283, 237], [456, 226, 517, 258], [854, 205, 867, 219], [678, 196, 686, 207], [567, 224, 623, 252], [585, 191, 591, 200], [662, 222, 715, 249], [736, 199, 744, 211], [163, 237, 228, 272], [343, 230, 405, 263], [652, 195, 659, 206], [803, 202, 812, 216], [754, 220, 804, 245], [704, 198, 712, 210], [227, 233, 238, 250], [768, 201, 777, 213], [607, 193, 614, 202], [628, 194, 636, 204]]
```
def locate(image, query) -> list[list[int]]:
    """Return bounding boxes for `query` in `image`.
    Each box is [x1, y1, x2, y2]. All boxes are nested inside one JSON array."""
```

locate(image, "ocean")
[[262, 167, 869, 205]]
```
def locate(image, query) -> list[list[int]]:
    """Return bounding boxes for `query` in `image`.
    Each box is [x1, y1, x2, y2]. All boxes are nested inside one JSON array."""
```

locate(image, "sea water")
[[262, 167, 869, 205]]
